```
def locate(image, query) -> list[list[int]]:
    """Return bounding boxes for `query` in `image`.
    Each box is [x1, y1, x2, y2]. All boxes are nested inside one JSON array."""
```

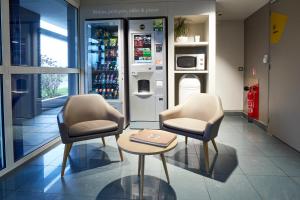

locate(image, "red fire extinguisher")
[[246, 84, 259, 120]]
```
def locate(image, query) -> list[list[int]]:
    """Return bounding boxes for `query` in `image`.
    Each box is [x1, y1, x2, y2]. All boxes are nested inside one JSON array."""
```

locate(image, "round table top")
[[117, 130, 178, 155]]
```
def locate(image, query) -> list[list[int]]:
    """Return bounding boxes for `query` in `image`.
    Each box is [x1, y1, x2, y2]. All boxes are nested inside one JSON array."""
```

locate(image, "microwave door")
[[177, 56, 197, 69]]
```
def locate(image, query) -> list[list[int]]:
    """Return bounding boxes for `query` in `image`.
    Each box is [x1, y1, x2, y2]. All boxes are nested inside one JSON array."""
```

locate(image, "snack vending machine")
[[85, 19, 128, 126], [128, 18, 167, 129]]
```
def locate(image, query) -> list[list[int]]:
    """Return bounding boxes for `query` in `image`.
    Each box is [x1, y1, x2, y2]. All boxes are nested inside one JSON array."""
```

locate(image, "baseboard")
[[242, 112, 268, 131], [129, 121, 160, 129]]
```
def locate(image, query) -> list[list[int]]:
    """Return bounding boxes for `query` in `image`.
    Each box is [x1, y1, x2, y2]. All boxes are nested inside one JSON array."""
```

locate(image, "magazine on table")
[[130, 130, 177, 147]]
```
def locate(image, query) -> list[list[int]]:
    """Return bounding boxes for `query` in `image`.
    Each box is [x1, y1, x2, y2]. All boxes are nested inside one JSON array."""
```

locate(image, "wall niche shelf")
[[174, 42, 209, 47], [174, 70, 208, 74], [174, 73, 207, 105]]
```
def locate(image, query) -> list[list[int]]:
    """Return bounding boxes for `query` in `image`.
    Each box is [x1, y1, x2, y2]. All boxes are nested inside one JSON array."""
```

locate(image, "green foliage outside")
[[41, 55, 67, 99]]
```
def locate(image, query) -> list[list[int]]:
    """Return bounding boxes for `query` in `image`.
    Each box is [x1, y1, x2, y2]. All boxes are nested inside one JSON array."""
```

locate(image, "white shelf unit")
[[171, 14, 214, 106]]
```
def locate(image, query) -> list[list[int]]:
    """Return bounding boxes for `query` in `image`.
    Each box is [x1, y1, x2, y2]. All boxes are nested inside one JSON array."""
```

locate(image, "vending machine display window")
[[87, 22, 120, 100], [134, 34, 152, 64]]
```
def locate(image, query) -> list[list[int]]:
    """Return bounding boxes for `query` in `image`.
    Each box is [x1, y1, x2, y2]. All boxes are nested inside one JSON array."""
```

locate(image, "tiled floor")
[[13, 107, 61, 160], [1, 116, 300, 200]]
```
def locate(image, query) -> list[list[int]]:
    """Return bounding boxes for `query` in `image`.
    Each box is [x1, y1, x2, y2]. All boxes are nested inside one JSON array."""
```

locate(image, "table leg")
[[139, 155, 145, 200], [160, 154, 170, 184]]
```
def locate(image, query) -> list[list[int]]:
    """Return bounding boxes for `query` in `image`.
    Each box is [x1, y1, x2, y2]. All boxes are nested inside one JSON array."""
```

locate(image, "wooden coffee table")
[[117, 130, 178, 199]]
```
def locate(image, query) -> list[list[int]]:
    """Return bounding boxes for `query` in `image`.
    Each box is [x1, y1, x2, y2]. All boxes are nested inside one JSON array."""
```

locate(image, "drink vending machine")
[[128, 18, 167, 129], [85, 19, 128, 126]]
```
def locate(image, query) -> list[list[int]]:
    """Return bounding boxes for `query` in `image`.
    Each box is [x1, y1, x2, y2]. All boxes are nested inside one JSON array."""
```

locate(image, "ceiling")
[[216, 0, 269, 20]]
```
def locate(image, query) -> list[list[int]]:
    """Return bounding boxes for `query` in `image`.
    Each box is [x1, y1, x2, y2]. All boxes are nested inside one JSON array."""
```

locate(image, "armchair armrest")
[[159, 105, 183, 124], [57, 110, 69, 143], [208, 111, 224, 124], [204, 98, 224, 141], [57, 110, 64, 125], [203, 115, 224, 141], [106, 104, 124, 130], [208, 97, 224, 124]]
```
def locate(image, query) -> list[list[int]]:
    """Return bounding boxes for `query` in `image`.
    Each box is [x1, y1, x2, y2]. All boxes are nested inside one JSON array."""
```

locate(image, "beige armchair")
[[159, 93, 224, 172], [57, 94, 124, 176]]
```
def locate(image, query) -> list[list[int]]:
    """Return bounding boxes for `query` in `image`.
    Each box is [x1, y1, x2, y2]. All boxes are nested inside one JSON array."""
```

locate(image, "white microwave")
[[176, 54, 205, 71]]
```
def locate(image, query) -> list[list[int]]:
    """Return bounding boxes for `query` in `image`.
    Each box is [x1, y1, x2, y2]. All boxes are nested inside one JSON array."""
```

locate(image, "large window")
[[0, 76, 5, 170], [0, 2, 4, 170], [12, 74, 78, 160], [8, 0, 79, 162], [0, 3, 2, 65], [10, 0, 77, 68]]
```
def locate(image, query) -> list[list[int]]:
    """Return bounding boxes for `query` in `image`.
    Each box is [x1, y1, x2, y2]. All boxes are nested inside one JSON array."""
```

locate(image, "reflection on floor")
[[13, 107, 61, 160], [1, 116, 300, 200]]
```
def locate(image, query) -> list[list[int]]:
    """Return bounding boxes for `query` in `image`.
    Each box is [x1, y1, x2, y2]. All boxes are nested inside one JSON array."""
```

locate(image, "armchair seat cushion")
[[69, 120, 118, 137], [163, 118, 207, 135]]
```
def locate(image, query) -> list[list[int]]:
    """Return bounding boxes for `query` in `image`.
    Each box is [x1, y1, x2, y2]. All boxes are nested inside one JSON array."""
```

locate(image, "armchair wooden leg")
[[185, 136, 188, 145], [61, 143, 73, 177], [211, 139, 218, 153], [203, 142, 209, 173], [115, 134, 124, 161], [101, 137, 106, 146]]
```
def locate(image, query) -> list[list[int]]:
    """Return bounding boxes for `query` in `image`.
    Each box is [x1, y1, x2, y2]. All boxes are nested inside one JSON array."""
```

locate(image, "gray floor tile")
[[269, 156, 300, 176], [0, 188, 14, 200], [248, 175, 300, 200], [0, 165, 45, 190], [238, 156, 285, 176], [255, 143, 300, 157], [51, 194, 95, 200], [161, 169, 210, 200], [17, 166, 68, 193], [204, 174, 260, 200], [226, 145, 265, 157], [44, 170, 120, 196], [291, 177, 300, 185], [194, 140, 231, 156], [97, 175, 160, 200], [4, 191, 56, 200], [245, 131, 282, 145], [28, 145, 64, 166], [165, 141, 197, 157], [209, 155, 244, 176], [164, 151, 201, 173]]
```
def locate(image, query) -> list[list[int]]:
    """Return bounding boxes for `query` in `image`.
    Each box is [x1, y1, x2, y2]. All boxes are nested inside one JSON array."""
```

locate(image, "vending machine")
[[85, 19, 128, 126], [128, 18, 167, 129]]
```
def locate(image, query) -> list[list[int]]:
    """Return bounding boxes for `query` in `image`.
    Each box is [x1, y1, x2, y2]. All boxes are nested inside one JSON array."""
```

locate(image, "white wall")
[[79, 0, 216, 108], [216, 20, 244, 111]]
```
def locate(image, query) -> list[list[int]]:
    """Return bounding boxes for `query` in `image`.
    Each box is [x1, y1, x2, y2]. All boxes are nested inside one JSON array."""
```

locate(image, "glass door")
[[86, 21, 120, 100]]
